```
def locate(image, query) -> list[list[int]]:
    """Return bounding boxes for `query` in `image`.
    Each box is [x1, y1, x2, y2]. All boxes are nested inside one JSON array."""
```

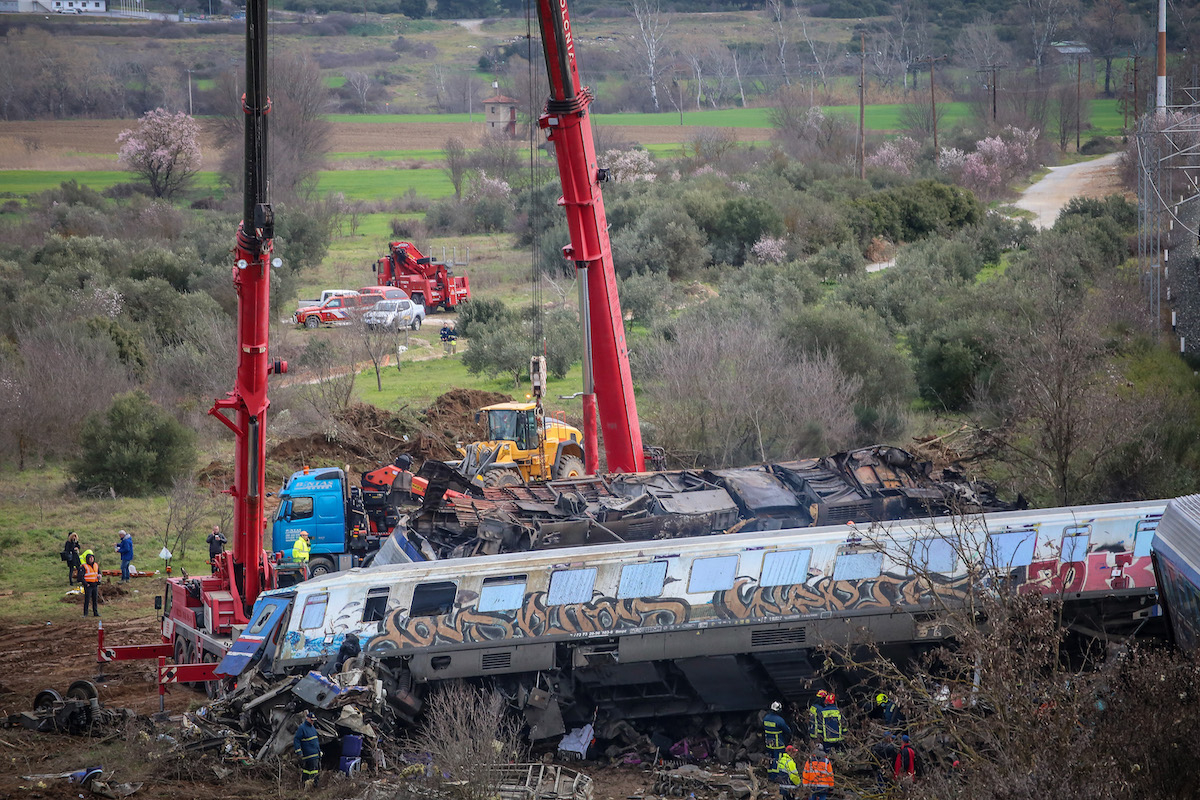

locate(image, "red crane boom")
[[533, 0, 644, 474]]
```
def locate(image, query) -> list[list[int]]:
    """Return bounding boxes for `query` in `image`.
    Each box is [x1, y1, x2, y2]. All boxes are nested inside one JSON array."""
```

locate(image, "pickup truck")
[[295, 289, 358, 313], [294, 294, 367, 328], [362, 298, 426, 331]]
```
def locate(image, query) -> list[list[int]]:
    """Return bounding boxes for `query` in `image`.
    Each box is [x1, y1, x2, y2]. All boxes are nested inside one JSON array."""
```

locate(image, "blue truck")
[[270, 467, 423, 576]]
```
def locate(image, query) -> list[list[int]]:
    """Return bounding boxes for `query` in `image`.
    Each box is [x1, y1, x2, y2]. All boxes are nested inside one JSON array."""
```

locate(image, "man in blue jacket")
[[114, 530, 133, 583], [294, 711, 322, 789]]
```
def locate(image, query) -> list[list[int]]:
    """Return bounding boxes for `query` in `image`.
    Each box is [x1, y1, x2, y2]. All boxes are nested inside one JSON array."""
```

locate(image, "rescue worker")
[[81, 552, 101, 618], [894, 733, 920, 782], [440, 322, 453, 355], [869, 692, 902, 727], [206, 525, 227, 574], [293, 710, 322, 789], [816, 693, 844, 750], [776, 744, 801, 799], [800, 746, 834, 800], [807, 690, 829, 741], [447, 321, 457, 354], [763, 701, 793, 780], [389, 454, 415, 511], [871, 731, 898, 787], [292, 530, 311, 564]]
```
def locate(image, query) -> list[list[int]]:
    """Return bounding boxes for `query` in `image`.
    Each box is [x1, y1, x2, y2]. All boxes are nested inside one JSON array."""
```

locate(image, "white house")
[[0, 0, 107, 12]]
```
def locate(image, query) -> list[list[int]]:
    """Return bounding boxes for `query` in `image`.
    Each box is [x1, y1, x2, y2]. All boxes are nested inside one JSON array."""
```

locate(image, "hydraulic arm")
[[533, 0, 644, 474]]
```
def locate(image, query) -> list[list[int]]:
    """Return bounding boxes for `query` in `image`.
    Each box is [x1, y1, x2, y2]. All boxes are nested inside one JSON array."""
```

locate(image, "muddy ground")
[[0, 604, 668, 800]]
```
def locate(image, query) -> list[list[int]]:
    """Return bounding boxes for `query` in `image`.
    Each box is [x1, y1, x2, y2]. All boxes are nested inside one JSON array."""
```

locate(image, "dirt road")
[[1014, 151, 1124, 228]]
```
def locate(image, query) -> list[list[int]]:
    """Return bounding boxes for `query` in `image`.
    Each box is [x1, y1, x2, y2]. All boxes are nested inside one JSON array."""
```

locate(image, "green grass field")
[[0, 465, 214, 623], [316, 168, 455, 200], [353, 349, 585, 417], [0, 171, 222, 197]]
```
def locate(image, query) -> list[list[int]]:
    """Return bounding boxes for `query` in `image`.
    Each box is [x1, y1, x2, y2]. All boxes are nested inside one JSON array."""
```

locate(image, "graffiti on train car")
[[711, 573, 971, 621], [358, 570, 976, 653], [1019, 554, 1155, 595], [368, 594, 693, 650]]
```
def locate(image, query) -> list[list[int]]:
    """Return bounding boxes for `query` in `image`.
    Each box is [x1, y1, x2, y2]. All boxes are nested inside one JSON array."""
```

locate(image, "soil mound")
[[267, 389, 513, 478]]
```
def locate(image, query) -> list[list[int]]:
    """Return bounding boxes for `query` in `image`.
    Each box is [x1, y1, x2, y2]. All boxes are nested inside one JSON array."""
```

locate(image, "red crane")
[[97, 0, 283, 687], [533, 0, 645, 475]]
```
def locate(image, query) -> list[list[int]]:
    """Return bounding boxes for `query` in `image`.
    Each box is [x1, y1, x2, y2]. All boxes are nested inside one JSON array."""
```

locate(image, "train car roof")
[[288, 497, 1168, 595], [1154, 495, 1200, 586]]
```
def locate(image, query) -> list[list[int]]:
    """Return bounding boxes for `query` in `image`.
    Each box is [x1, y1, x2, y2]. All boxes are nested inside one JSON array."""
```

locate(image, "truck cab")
[[272, 468, 377, 576]]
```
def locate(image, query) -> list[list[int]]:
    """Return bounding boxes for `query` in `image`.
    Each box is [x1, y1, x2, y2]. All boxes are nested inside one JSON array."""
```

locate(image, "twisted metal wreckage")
[[407, 445, 1018, 560]]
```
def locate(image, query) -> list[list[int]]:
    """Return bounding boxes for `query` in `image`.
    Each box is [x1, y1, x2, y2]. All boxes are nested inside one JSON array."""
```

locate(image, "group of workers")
[[439, 321, 457, 355], [765, 691, 921, 799], [60, 529, 137, 617]]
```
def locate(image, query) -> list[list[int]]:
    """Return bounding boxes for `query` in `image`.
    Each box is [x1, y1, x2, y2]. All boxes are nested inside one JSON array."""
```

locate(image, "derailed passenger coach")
[[220, 499, 1165, 737]]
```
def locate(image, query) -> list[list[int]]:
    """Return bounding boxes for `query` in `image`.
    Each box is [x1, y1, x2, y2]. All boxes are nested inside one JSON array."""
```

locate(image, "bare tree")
[[471, 131, 522, 185], [355, 314, 401, 393], [295, 332, 357, 438], [978, 245, 1140, 506], [638, 315, 861, 467], [409, 682, 527, 800], [1081, 0, 1136, 96], [443, 136, 469, 200], [1021, 0, 1080, 76], [344, 70, 373, 112], [798, 15, 839, 95], [214, 54, 332, 200], [900, 86, 948, 142], [766, 0, 790, 86], [954, 14, 1012, 76], [156, 475, 223, 562], [1053, 78, 1089, 151], [630, 0, 669, 112]]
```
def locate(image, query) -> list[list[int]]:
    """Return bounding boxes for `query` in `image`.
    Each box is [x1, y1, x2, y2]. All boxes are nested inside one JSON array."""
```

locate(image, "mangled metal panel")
[[708, 467, 804, 517]]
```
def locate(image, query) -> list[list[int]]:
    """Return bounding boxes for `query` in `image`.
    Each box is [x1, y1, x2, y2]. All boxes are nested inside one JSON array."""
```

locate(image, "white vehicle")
[[295, 289, 358, 313], [362, 298, 425, 331]]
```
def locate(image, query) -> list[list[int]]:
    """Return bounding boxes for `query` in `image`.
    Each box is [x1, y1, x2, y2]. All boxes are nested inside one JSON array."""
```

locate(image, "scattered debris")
[[3, 681, 132, 735]]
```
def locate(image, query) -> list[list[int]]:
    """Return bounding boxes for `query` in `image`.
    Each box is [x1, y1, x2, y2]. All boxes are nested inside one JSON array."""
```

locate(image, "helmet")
[[876, 692, 889, 706], [816, 689, 828, 700], [770, 701, 782, 712], [395, 454, 413, 469], [825, 693, 836, 704], [785, 745, 797, 754]]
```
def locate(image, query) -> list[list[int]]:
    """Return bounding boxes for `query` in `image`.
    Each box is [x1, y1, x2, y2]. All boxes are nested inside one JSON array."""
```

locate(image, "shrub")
[[72, 390, 196, 496]]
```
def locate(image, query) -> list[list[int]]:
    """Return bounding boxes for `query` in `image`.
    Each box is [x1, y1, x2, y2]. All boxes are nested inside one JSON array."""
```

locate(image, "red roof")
[[481, 95, 518, 105]]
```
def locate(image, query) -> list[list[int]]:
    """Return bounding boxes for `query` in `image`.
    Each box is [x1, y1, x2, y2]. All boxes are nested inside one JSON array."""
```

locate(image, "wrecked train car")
[[222, 498, 1165, 738], [410, 445, 1018, 559]]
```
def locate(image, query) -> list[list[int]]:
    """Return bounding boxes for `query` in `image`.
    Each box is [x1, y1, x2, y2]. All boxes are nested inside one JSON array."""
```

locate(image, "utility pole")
[[1076, 55, 1082, 151], [1156, 0, 1167, 115], [1134, 55, 1140, 120], [186, 69, 194, 116], [976, 64, 1006, 124], [916, 55, 947, 152], [858, 32, 866, 180]]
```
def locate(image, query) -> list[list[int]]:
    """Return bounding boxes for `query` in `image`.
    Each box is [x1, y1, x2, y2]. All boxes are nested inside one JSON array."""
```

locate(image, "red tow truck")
[[373, 240, 471, 312]]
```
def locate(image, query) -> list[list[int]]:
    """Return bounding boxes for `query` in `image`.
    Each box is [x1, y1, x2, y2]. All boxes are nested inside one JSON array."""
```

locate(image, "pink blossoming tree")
[[117, 108, 202, 199]]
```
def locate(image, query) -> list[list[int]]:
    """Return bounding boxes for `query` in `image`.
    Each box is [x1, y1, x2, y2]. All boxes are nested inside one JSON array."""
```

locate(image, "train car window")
[[479, 576, 527, 612], [291, 496, 313, 520], [911, 538, 958, 575], [246, 603, 276, 635], [363, 587, 389, 622], [760, 549, 812, 587], [1134, 520, 1158, 559], [299, 594, 328, 629], [410, 581, 458, 616], [1060, 527, 1091, 563], [688, 555, 738, 593], [548, 568, 597, 605], [987, 529, 1038, 570], [833, 552, 884, 581], [618, 561, 669, 599]]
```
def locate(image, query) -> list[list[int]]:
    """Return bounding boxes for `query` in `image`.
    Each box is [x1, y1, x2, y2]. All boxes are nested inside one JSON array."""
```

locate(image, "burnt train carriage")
[[227, 500, 1165, 736]]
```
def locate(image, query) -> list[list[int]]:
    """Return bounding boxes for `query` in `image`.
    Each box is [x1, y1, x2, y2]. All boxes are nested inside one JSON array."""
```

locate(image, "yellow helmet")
[[876, 693, 889, 706]]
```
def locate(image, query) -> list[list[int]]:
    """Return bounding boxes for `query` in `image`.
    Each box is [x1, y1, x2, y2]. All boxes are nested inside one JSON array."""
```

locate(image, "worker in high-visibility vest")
[[292, 531, 311, 564], [801, 746, 834, 800], [776, 745, 801, 799], [81, 553, 101, 618]]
